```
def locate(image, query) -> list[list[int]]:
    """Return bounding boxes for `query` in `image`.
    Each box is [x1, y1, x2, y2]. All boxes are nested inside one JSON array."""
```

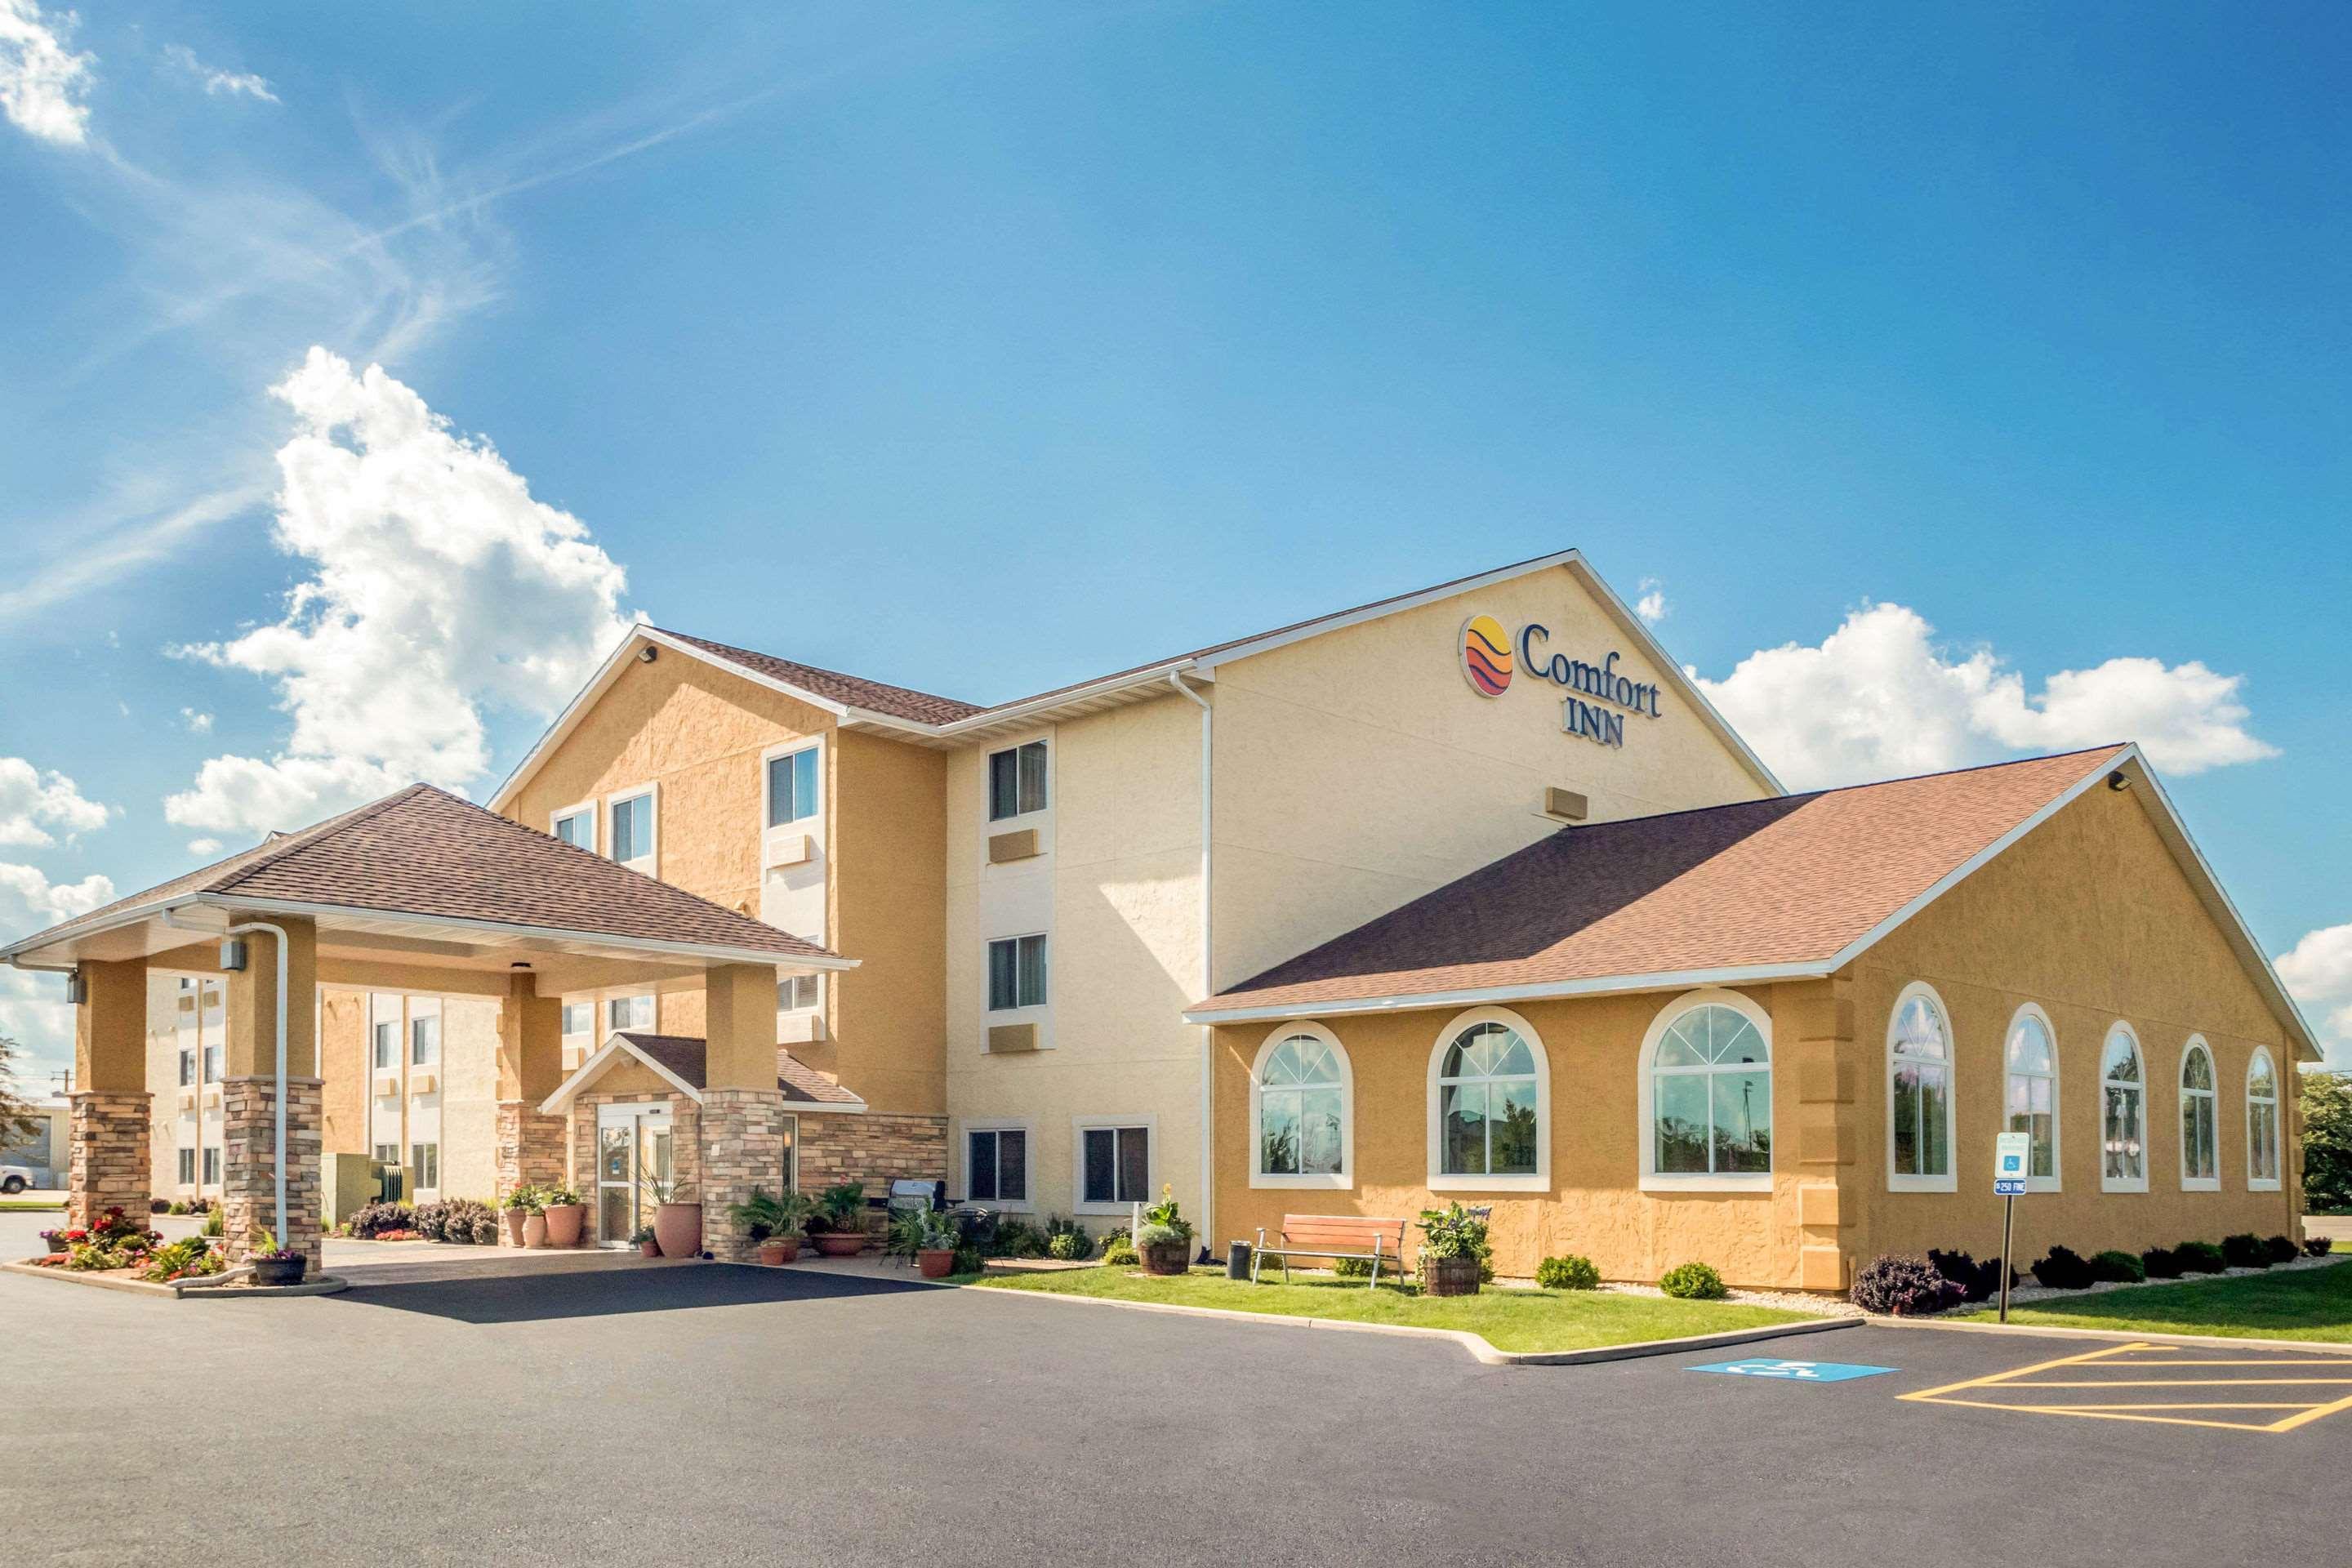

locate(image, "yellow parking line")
[[2011, 1378, 2352, 1388], [2109, 1359, 2352, 1367], [2050, 1402, 2326, 1412], [1913, 1396, 2279, 1432], [2267, 1389, 2352, 1433], [1903, 1339, 2352, 1435], [1900, 1341, 2146, 1402]]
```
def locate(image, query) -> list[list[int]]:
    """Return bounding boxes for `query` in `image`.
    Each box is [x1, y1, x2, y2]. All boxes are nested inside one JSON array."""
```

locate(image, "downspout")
[[1168, 671, 1214, 1256], [164, 908, 290, 1250]]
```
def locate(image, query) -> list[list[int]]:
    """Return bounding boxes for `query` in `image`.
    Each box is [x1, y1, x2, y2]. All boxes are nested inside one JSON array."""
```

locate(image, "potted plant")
[[806, 1183, 868, 1256], [249, 1228, 307, 1288], [641, 1167, 702, 1260], [915, 1209, 961, 1279], [540, 1186, 586, 1248], [38, 1227, 71, 1254], [629, 1224, 662, 1259], [501, 1184, 540, 1247], [1136, 1185, 1195, 1276], [1416, 1203, 1490, 1297], [728, 1187, 815, 1265]]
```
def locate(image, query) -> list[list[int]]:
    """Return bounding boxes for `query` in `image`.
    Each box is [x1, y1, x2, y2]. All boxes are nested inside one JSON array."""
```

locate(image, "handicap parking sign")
[[1689, 1358, 1895, 1383], [1994, 1130, 2031, 1196]]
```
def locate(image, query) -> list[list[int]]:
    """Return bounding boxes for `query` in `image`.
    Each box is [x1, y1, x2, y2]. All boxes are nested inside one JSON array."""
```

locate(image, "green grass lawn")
[[971, 1267, 1813, 1353], [1950, 1260, 2352, 1342], [0, 1200, 64, 1213]]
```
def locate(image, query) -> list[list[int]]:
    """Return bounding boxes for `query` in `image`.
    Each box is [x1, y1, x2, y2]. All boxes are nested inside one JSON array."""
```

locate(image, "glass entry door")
[[595, 1102, 674, 1247]]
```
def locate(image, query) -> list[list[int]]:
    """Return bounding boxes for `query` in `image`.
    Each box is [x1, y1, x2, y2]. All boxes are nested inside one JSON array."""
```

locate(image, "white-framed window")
[[2004, 1005, 2061, 1192], [1886, 982, 1956, 1192], [550, 800, 596, 852], [411, 1142, 439, 1191], [1251, 1023, 1352, 1188], [987, 739, 1049, 822], [202, 1147, 220, 1184], [560, 1000, 594, 1038], [178, 1049, 196, 1088], [987, 933, 1047, 1011], [1427, 1006, 1550, 1192], [778, 973, 822, 1013], [1639, 990, 1771, 1192], [372, 1020, 396, 1072], [2179, 1036, 2220, 1191], [608, 993, 654, 1033], [177, 1147, 196, 1184], [410, 1013, 439, 1068], [2247, 1047, 2282, 1191], [964, 1123, 1030, 1209], [373, 1142, 399, 1165], [1076, 1120, 1152, 1210], [202, 1042, 222, 1082], [766, 745, 820, 828], [607, 785, 657, 874], [2100, 1022, 2148, 1192]]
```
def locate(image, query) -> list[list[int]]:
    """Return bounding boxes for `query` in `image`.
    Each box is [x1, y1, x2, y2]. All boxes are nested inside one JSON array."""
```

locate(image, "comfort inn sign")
[[1459, 613, 1663, 748]]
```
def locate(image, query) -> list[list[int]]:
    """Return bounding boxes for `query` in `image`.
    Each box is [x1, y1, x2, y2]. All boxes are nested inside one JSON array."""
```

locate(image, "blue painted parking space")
[[1688, 1357, 1898, 1383]]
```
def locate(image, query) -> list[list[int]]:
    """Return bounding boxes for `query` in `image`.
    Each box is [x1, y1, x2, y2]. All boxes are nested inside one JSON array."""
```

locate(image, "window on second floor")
[[609, 789, 655, 872], [608, 993, 654, 1033], [178, 1049, 196, 1088], [561, 1001, 594, 1039], [551, 803, 595, 851], [372, 1020, 397, 1072], [778, 973, 822, 1012], [987, 934, 1047, 1011], [767, 746, 819, 827], [202, 1043, 223, 1083], [987, 741, 1048, 821], [411, 1013, 439, 1067]]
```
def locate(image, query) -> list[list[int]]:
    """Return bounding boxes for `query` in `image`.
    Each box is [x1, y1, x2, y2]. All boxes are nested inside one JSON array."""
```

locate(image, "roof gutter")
[[1182, 959, 1838, 1027]]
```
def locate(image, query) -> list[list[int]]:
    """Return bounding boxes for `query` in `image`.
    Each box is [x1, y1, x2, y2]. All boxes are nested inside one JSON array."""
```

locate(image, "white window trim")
[[959, 1117, 1034, 1214], [984, 735, 1053, 826], [1071, 1113, 1157, 1215], [1886, 981, 1958, 1194], [2245, 1045, 2282, 1192], [1637, 987, 1773, 1193], [2177, 1034, 2221, 1193], [2100, 1021, 2149, 1195], [604, 781, 659, 875], [1426, 1004, 1552, 1193], [2004, 1002, 2064, 1194], [761, 738, 824, 830], [985, 931, 1049, 1014], [550, 799, 597, 853], [1249, 1022, 1353, 1192]]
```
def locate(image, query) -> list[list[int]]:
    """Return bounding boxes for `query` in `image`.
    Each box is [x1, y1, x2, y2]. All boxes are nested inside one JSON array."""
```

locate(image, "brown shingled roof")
[[653, 629, 984, 725], [1192, 747, 2127, 1016], [7, 784, 840, 964], [606, 1031, 866, 1106]]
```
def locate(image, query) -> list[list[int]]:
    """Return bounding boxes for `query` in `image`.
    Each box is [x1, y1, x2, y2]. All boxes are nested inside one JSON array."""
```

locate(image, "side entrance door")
[[595, 1101, 674, 1247]]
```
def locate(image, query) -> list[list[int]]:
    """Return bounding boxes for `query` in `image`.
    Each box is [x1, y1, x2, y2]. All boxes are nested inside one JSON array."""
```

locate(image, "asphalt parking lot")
[[2, 1243, 2345, 1568]]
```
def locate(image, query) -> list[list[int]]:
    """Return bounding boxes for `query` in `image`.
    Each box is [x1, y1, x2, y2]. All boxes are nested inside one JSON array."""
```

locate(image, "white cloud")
[[165, 348, 635, 834], [162, 43, 277, 104], [0, 966, 74, 1096], [0, 861, 114, 924], [0, 758, 108, 848], [2279, 924, 2352, 1071], [1635, 577, 1668, 625], [180, 708, 213, 733], [1693, 602, 2278, 791], [185, 837, 221, 856], [0, 0, 93, 146]]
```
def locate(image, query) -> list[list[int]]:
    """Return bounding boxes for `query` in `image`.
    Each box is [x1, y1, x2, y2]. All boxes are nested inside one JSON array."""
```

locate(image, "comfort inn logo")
[[1457, 612, 1664, 748], [1459, 614, 1514, 696]]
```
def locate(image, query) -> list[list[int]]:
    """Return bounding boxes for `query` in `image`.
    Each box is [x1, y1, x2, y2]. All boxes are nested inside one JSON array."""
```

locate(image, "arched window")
[[2247, 1048, 2281, 1191], [1887, 983, 1955, 1191], [2004, 1007, 2060, 1190], [2179, 1037, 2219, 1191], [1426, 1009, 1548, 1192], [2100, 1023, 2147, 1192], [1641, 991, 1771, 1189], [1252, 1025, 1351, 1189]]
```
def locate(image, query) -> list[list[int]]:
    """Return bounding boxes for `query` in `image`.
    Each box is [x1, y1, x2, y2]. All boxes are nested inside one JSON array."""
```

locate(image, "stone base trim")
[[220, 1076, 324, 1271], [797, 1112, 947, 1236], [496, 1102, 568, 1206], [67, 1090, 151, 1231], [701, 1089, 789, 1262]]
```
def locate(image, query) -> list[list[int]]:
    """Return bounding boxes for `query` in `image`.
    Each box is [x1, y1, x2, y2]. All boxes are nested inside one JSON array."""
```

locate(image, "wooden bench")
[[1252, 1214, 1411, 1290]]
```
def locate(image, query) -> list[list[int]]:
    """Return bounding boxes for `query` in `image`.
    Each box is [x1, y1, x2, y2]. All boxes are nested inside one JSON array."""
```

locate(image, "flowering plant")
[[250, 1227, 301, 1263], [1140, 1184, 1193, 1241]]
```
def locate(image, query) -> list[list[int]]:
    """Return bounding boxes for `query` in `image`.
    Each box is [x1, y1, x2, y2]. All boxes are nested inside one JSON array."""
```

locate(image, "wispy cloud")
[[0, 481, 269, 625], [162, 43, 278, 105]]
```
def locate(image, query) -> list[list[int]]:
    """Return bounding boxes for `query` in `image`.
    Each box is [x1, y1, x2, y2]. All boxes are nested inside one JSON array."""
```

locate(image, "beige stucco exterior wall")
[[143, 971, 181, 1197], [832, 730, 947, 1114], [1846, 784, 2301, 1267], [438, 997, 502, 1200], [319, 990, 366, 1157]]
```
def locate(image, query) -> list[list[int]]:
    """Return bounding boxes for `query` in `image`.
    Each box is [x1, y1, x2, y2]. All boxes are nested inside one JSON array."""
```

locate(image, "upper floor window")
[[608, 787, 656, 873], [988, 741, 1048, 821], [178, 1049, 196, 1088], [411, 1013, 439, 1067], [1887, 984, 1955, 1190], [2100, 1023, 2147, 1192], [1432, 1010, 1548, 1188], [2247, 1048, 2281, 1189], [551, 803, 595, 851], [767, 746, 819, 827], [203, 1043, 223, 1083], [987, 934, 1047, 1011], [608, 994, 654, 1033], [372, 1020, 396, 1072], [560, 1001, 593, 1038], [778, 973, 822, 1012], [2004, 1007, 2060, 1188], [2179, 1038, 2219, 1190]]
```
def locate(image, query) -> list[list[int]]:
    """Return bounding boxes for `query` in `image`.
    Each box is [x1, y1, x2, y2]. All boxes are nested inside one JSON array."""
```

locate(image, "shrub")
[[1134, 1222, 1184, 1251], [2087, 1250, 2145, 1285], [2265, 1233, 2300, 1265], [1101, 1240, 1140, 1267], [202, 1208, 224, 1237], [2140, 1246, 2184, 1279], [140, 1236, 224, 1284], [1141, 1184, 1194, 1242], [412, 1200, 451, 1242], [1659, 1261, 1726, 1299], [950, 1245, 985, 1276], [149, 1199, 170, 1214], [349, 1200, 416, 1240], [166, 1200, 190, 1216], [2174, 1241, 2228, 1274], [1535, 1254, 1601, 1291], [1852, 1254, 1962, 1316], [2221, 1232, 2269, 1270], [1927, 1248, 2009, 1303], [439, 1198, 496, 1246], [1330, 1255, 1374, 1277], [2029, 1245, 2096, 1290], [1047, 1230, 1093, 1262], [2305, 1236, 2335, 1258], [987, 1218, 1049, 1259]]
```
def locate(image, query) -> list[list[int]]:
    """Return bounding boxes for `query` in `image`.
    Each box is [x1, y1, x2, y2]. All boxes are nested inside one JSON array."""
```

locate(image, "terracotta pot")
[[1422, 1255, 1481, 1297], [252, 1255, 306, 1288], [653, 1201, 702, 1260], [542, 1204, 585, 1248], [917, 1248, 955, 1279], [813, 1232, 864, 1257], [756, 1238, 794, 1266], [501, 1208, 528, 1247], [1140, 1240, 1192, 1276], [523, 1214, 549, 1249], [639, 1240, 662, 1258]]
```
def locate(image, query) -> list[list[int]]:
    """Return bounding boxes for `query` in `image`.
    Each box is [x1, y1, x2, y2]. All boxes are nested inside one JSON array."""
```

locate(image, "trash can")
[[1226, 1241, 1252, 1280]]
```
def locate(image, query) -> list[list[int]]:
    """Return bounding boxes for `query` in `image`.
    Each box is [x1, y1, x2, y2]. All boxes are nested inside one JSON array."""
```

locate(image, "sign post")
[[1993, 1131, 2030, 1324]]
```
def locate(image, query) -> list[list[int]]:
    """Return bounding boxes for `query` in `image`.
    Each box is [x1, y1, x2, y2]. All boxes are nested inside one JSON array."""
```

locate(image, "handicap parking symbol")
[[1689, 1358, 1895, 1383]]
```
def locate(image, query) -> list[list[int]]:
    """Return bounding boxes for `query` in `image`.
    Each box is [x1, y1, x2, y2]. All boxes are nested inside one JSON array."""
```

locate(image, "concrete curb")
[[962, 1278, 1857, 1365], [2, 1260, 351, 1299], [1862, 1313, 2352, 1356]]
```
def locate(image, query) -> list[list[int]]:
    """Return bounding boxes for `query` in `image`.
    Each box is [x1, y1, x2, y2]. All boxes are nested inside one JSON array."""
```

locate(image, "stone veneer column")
[[699, 1089, 788, 1261], [496, 1104, 569, 1207], [66, 1091, 152, 1230], [221, 1076, 324, 1271], [495, 969, 567, 1231]]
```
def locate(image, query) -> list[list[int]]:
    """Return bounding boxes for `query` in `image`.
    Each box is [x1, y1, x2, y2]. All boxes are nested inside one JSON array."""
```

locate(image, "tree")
[[0, 1031, 41, 1150], [2301, 1069, 2352, 1214]]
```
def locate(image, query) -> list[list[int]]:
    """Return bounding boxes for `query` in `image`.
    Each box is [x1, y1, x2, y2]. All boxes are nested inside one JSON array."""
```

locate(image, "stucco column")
[[217, 915, 323, 1268], [701, 962, 786, 1261], [495, 971, 568, 1218], [1790, 979, 1858, 1293], [67, 956, 151, 1230]]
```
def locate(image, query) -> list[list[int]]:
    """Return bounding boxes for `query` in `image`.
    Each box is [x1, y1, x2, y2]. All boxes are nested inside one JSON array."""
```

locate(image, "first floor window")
[[1081, 1125, 1149, 1205], [202, 1147, 220, 1184], [1257, 1032, 1347, 1178], [411, 1143, 439, 1190], [1648, 1002, 1771, 1177], [2180, 1040, 2218, 1186], [177, 1147, 196, 1184], [2101, 1025, 2146, 1188], [1888, 987, 1953, 1184], [967, 1128, 1027, 1203], [2247, 1049, 2281, 1186], [987, 740, 1048, 821], [2005, 1010, 2059, 1182], [987, 934, 1047, 1011], [374, 1143, 399, 1165], [608, 994, 654, 1032], [1440, 1019, 1542, 1177]]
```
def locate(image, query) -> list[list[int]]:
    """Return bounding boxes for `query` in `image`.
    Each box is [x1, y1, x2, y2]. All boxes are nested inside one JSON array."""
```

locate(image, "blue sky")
[[2, 2, 2348, 1083]]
